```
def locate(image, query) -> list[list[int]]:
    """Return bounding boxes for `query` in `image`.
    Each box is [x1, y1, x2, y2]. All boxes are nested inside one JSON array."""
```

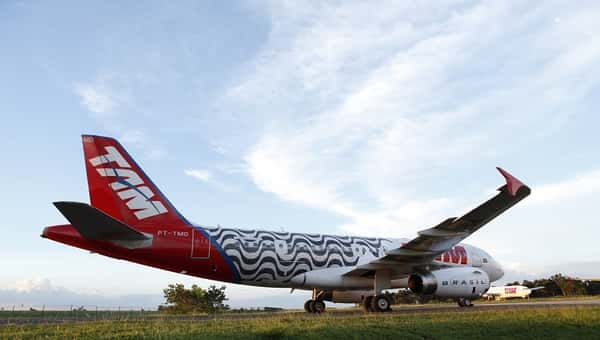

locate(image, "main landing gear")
[[362, 270, 393, 313], [304, 299, 326, 314], [362, 294, 392, 313], [303, 269, 394, 314], [457, 298, 474, 307], [304, 289, 326, 314]]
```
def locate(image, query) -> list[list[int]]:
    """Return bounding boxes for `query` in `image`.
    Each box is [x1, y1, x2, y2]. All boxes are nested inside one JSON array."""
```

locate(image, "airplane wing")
[[529, 286, 545, 291], [344, 167, 531, 277]]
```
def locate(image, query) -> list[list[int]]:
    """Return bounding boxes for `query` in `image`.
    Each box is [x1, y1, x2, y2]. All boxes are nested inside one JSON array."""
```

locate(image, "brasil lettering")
[[89, 144, 167, 220]]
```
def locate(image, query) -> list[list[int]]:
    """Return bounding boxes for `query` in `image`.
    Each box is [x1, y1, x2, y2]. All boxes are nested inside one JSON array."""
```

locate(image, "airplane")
[[482, 285, 545, 300], [42, 135, 531, 313]]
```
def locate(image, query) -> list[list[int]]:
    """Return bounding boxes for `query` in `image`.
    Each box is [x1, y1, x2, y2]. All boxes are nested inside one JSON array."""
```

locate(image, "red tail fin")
[[82, 135, 188, 228]]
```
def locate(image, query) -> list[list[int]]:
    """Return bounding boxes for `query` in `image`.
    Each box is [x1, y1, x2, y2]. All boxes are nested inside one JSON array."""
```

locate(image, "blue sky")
[[1, 0, 600, 309]]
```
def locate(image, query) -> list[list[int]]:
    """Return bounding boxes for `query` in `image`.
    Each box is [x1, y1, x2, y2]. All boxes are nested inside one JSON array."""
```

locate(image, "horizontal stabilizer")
[[53, 201, 150, 242]]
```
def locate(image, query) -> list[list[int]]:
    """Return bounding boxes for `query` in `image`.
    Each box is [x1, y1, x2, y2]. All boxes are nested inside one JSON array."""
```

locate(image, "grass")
[[1, 306, 600, 339]]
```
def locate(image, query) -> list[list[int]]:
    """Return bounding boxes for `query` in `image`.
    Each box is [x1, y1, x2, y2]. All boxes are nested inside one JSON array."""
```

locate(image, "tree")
[[550, 274, 586, 296], [204, 285, 229, 312], [584, 281, 600, 295], [161, 284, 229, 314]]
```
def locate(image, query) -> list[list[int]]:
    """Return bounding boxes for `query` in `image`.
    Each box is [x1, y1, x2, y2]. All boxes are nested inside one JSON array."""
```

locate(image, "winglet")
[[496, 167, 525, 196]]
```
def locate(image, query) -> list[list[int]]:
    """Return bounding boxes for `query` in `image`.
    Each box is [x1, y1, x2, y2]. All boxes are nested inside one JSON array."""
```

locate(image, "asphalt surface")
[[2, 299, 599, 325]]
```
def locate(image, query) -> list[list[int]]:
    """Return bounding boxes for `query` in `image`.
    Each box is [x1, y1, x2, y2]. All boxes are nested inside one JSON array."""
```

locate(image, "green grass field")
[[1, 306, 600, 339]]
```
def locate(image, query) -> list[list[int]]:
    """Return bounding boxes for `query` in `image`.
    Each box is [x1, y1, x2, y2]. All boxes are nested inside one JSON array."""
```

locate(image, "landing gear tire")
[[304, 299, 325, 313], [363, 296, 374, 312], [457, 298, 473, 308], [304, 299, 314, 313], [312, 300, 326, 314], [371, 295, 391, 312]]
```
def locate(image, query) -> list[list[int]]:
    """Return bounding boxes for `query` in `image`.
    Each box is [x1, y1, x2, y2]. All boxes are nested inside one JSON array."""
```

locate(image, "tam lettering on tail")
[[82, 135, 188, 228]]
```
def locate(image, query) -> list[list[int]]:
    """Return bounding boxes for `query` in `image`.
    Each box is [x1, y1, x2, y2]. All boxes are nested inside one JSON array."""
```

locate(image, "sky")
[[1, 0, 600, 309]]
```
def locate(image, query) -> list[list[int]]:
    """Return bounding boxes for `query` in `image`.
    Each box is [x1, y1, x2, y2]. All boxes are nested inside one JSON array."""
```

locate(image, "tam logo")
[[89, 146, 168, 220], [505, 287, 517, 294], [435, 246, 468, 265]]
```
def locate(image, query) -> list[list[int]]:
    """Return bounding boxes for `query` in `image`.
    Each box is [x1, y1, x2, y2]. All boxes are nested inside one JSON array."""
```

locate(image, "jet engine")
[[408, 267, 490, 298]]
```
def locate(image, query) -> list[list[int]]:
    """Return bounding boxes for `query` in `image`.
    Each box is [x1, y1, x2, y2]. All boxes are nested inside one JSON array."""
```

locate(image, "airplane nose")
[[491, 261, 504, 282], [497, 266, 504, 280]]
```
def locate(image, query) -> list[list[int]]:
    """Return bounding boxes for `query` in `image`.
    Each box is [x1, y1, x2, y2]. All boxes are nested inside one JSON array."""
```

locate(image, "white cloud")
[[233, 1, 600, 238], [11, 278, 55, 293], [73, 73, 135, 116], [528, 169, 600, 205], [184, 168, 237, 192], [118, 129, 165, 161], [0, 278, 162, 309], [73, 74, 166, 160], [74, 83, 117, 114], [184, 169, 212, 182]]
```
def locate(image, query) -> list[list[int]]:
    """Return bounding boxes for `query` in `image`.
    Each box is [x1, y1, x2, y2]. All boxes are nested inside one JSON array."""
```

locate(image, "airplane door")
[[191, 229, 211, 259], [471, 253, 482, 267]]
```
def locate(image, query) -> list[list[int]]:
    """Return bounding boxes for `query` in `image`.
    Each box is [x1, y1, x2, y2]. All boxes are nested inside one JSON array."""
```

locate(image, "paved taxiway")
[[2, 299, 599, 324]]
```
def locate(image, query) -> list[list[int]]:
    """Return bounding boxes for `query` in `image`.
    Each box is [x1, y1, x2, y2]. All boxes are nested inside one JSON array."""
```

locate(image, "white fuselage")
[[202, 226, 504, 290]]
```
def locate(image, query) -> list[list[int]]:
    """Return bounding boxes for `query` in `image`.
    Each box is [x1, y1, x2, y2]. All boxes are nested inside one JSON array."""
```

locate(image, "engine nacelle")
[[408, 267, 490, 298]]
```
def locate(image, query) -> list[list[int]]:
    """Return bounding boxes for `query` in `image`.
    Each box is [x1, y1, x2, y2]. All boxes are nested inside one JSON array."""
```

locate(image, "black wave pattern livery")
[[202, 226, 394, 284]]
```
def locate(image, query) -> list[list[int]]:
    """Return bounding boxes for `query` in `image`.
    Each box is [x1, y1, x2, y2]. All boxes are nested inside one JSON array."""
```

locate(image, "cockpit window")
[[482, 258, 488, 264]]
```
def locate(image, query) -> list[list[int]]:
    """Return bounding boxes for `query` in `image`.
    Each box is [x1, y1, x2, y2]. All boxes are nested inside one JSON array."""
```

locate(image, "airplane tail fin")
[[81, 135, 188, 229]]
